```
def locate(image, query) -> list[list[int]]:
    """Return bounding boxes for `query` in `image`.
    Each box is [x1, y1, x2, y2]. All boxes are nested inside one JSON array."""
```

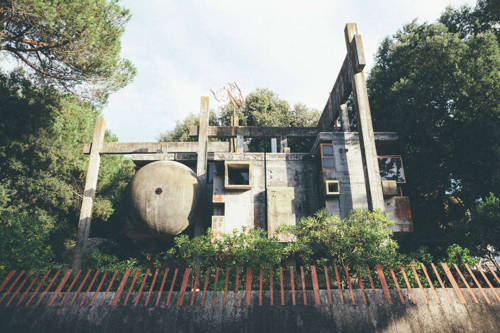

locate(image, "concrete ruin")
[[72, 23, 412, 269]]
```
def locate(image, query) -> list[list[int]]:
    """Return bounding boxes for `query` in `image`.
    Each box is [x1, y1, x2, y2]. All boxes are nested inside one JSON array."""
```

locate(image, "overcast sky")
[[104, 0, 476, 142]]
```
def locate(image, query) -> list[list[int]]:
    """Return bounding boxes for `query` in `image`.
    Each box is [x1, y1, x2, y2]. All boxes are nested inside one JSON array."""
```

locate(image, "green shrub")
[[160, 228, 287, 269], [0, 212, 55, 272], [283, 209, 398, 268]]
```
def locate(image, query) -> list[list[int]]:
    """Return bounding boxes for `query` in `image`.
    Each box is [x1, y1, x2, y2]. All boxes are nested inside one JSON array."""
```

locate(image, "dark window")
[[227, 164, 249, 185], [320, 143, 335, 170], [327, 181, 339, 193], [207, 162, 216, 184], [378, 155, 406, 183]]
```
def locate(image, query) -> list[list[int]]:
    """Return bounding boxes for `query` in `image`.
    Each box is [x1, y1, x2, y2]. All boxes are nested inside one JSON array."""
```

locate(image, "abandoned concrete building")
[[73, 23, 412, 268]]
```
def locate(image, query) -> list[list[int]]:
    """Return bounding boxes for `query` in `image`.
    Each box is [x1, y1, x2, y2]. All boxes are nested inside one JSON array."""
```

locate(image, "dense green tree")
[[242, 89, 319, 128], [284, 209, 398, 268], [158, 111, 219, 142], [161, 89, 319, 152], [0, 72, 134, 266], [0, 212, 56, 270], [0, 0, 136, 103], [470, 194, 500, 268], [367, 0, 499, 255], [440, 0, 499, 41]]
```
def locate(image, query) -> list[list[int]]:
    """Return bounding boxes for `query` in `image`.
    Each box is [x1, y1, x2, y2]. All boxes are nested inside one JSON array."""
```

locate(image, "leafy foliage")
[[160, 209, 398, 269], [158, 111, 219, 143], [284, 209, 398, 268], [160, 88, 319, 152], [0, 0, 136, 104], [367, 0, 500, 256], [161, 228, 287, 269], [0, 212, 55, 271], [470, 193, 500, 266], [0, 72, 134, 264]]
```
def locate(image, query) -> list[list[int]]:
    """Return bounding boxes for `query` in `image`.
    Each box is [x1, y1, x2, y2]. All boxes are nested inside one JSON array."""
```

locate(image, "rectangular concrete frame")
[[224, 161, 252, 190], [325, 180, 340, 196]]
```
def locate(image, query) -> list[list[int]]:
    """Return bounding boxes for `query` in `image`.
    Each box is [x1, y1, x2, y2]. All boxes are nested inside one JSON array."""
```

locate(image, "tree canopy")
[[0, 72, 134, 266], [160, 88, 319, 152], [0, 0, 136, 104], [367, 0, 499, 256]]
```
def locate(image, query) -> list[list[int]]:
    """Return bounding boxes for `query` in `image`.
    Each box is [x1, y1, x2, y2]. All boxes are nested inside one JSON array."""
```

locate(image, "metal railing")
[[0, 263, 499, 307]]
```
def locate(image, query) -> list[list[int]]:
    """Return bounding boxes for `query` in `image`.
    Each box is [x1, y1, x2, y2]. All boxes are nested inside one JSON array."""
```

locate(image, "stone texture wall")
[[210, 153, 320, 237], [1, 288, 499, 332]]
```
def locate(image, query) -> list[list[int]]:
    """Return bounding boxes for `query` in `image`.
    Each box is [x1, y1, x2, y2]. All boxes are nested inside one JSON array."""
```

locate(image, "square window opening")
[[227, 163, 250, 186], [325, 180, 340, 196]]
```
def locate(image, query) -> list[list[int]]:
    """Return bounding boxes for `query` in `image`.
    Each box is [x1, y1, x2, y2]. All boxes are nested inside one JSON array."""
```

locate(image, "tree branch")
[[10, 49, 83, 81], [0, 31, 68, 48]]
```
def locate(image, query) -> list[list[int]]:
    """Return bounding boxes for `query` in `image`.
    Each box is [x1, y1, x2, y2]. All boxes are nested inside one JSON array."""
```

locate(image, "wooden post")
[[345, 23, 385, 211], [72, 117, 106, 270]]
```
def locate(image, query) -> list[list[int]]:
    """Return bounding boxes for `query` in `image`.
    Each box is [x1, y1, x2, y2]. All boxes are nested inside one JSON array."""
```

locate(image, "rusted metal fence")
[[1, 263, 499, 307]]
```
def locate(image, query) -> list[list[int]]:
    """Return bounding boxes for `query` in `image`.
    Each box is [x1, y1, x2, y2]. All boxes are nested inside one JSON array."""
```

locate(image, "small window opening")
[[325, 180, 340, 196], [378, 155, 406, 183], [320, 143, 335, 170], [207, 162, 216, 184], [228, 164, 249, 185]]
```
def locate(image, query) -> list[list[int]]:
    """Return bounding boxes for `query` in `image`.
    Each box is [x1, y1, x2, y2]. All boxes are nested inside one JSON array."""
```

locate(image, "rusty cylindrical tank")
[[127, 161, 201, 237]]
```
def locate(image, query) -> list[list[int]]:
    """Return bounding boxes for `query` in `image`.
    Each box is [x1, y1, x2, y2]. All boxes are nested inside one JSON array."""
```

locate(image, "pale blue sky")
[[103, 0, 476, 142]]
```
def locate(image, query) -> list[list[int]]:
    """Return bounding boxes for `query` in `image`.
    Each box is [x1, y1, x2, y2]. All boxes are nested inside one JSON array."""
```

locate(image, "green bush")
[[159, 209, 398, 269], [0, 212, 55, 272], [284, 209, 398, 268], [160, 228, 287, 269]]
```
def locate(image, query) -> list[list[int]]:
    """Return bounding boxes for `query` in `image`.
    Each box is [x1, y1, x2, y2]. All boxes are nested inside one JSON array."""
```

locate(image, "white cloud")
[[103, 0, 477, 142]]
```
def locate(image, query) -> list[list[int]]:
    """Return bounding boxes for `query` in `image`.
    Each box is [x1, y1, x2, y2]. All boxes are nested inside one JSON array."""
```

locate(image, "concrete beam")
[[189, 126, 319, 138], [345, 23, 385, 211], [82, 141, 230, 154], [73, 117, 106, 270], [317, 55, 353, 129]]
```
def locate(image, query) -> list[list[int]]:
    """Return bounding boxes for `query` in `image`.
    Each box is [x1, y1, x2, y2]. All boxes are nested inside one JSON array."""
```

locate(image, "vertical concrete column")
[[196, 96, 210, 181], [72, 117, 106, 270], [271, 138, 277, 153], [195, 96, 210, 236], [345, 23, 385, 211], [280, 137, 288, 153], [340, 103, 350, 132]]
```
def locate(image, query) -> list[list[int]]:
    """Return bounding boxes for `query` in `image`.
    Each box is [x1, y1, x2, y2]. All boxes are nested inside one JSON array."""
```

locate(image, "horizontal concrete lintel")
[[189, 126, 319, 138], [82, 141, 230, 154], [131, 152, 317, 163], [311, 131, 399, 152]]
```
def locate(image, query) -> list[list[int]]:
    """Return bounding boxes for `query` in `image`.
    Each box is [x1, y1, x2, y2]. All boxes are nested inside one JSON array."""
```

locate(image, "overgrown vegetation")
[[368, 0, 499, 262], [160, 209, 399, 269], [0, 72, 134, 274], [0, 0, 136, 104], [159, 88, 320, 152], [0, 0, 497, 275]]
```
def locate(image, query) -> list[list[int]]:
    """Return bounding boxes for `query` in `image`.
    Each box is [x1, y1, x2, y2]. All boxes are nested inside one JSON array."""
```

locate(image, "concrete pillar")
[[340, 103, 350, 132], [280, 137, 288, 153], [196, 96, 209, 180], [271, 138, 277, 153], [195, 96, 210, 236], [345, 23, 385, 211], [72, 117, 106, 270]]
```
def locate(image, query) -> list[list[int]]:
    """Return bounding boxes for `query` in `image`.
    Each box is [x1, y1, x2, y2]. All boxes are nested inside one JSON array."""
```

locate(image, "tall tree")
[[0, 72, 134, 263], [0, 0, 135, 104], [161, 89, 319, 152], [367, 0, 499, 254]]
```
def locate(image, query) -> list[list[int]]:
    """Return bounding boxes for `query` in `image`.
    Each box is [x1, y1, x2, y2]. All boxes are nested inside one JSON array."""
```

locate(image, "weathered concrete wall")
[[1, 288, 499, 332], [314, 132, 413, 232], [210, 153, 320, 236]]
